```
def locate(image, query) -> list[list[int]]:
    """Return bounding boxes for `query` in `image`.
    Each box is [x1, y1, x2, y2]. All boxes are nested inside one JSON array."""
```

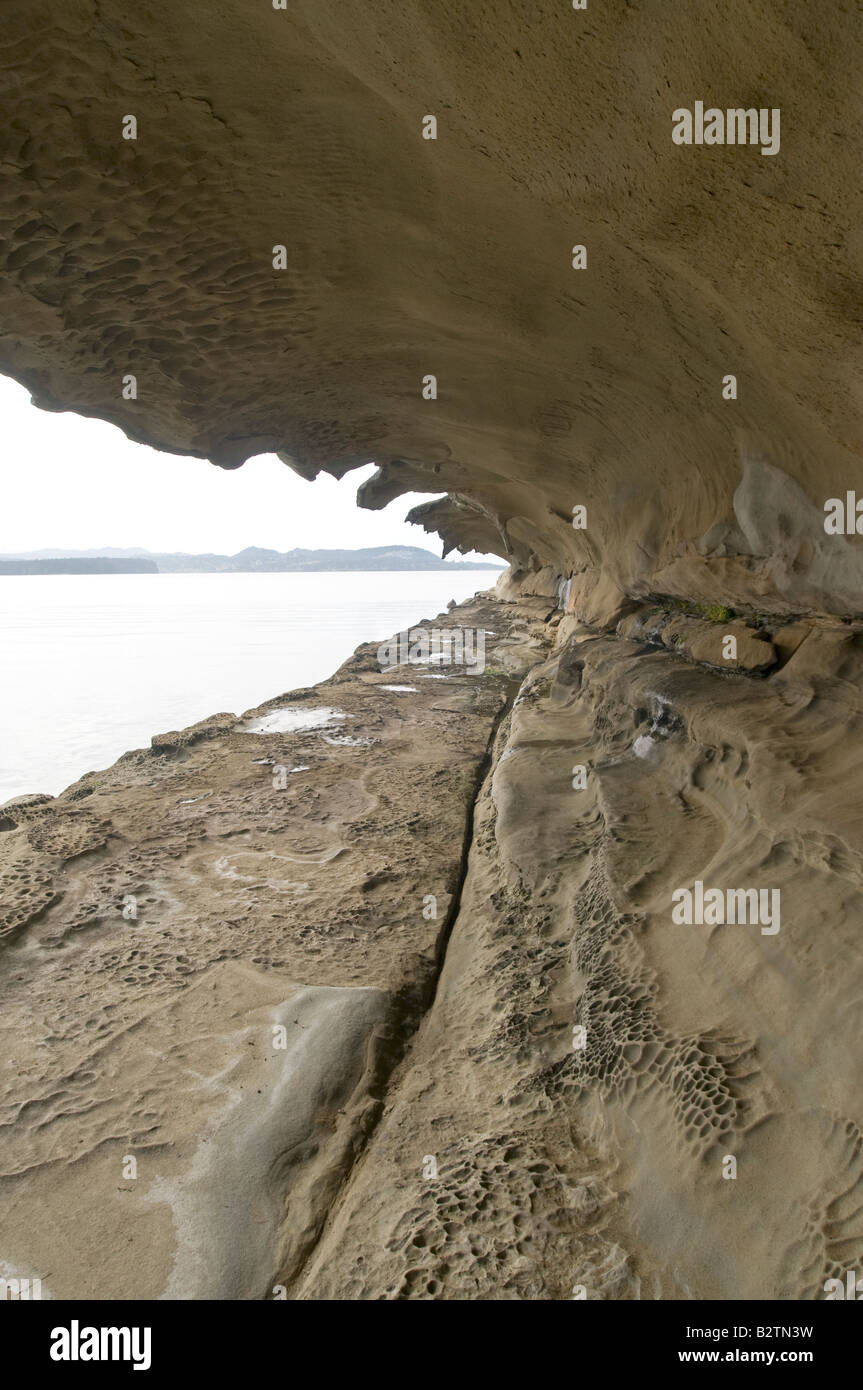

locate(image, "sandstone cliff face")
[[2, 2, 863, 616], [1, 2, 863, 1301]]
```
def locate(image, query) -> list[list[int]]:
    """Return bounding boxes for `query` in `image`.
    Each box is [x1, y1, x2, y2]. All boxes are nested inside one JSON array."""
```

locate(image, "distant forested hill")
[[149, 545, 502, 572]]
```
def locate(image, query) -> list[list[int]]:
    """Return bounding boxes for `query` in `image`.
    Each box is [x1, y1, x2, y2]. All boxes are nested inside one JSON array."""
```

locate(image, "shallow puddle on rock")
[[244, 706, 346, 734]]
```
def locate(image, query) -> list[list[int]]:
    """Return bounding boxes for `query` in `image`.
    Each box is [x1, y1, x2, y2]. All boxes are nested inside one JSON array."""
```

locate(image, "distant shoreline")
[[0, 563, 503, 576], [0, 559, 159, 575], [0, 544, 504, 576]]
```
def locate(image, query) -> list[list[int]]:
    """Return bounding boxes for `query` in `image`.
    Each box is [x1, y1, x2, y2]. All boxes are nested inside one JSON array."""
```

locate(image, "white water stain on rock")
[[632, 734, 656, 760], [380, 685, 419, 693], [322, 734, 375, 747], [244, 707, 346, 735], [214, 846, 341, 890], [251, 759, 310, 771]]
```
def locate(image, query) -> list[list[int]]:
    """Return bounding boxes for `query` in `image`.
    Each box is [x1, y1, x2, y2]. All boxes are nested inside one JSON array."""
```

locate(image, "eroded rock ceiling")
[[1, 1, 862, 614]]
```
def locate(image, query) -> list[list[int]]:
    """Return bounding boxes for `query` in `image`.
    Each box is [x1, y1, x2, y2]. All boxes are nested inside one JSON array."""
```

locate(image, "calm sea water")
[[0, 570, 497, 801]]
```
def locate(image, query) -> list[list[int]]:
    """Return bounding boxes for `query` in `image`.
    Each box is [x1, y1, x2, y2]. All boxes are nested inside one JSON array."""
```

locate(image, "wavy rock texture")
[[1, 1, 862, 1300], [293, 617, 863, 1300]]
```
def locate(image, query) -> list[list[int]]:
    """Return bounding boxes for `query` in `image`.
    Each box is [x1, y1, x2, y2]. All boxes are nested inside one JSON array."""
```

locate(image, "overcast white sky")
[[0, 374, 498, 560]]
